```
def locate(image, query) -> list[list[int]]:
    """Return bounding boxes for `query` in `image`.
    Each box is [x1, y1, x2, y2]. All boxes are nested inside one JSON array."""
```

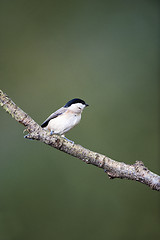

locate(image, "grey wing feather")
[[41, 107, 67, 128]]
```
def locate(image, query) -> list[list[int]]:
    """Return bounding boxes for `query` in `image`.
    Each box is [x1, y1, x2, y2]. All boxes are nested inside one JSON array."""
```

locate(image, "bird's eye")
[[78, 107, 81, 110]]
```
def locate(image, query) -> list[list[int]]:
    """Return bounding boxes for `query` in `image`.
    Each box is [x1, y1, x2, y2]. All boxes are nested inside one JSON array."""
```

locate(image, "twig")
[[0, 89, 160, 191]]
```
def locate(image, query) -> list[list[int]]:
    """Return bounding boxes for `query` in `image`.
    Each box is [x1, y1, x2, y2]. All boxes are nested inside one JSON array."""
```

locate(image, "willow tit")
[[41, 98, 89, 139]]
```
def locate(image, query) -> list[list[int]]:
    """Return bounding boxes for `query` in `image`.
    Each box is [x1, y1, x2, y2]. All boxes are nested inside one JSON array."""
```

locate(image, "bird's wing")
[[41, 107, 67, 128]]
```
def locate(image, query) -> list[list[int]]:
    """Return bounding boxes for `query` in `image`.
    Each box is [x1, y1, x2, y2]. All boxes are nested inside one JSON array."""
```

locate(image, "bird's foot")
[[50, 130, 54, 135], [62, 135, 74, 144]]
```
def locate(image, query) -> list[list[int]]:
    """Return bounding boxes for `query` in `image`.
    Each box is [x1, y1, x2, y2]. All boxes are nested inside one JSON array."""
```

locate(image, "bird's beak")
[[85, 103, 89, 107]]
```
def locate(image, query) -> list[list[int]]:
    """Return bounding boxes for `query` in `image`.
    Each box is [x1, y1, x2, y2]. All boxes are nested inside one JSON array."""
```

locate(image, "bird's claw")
[[50, 130, 54, 135], [62, 136, 74, 144]]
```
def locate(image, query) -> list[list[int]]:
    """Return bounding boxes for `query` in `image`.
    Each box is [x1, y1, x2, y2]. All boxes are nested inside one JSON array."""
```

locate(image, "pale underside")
[[45, 111, 81, 135]]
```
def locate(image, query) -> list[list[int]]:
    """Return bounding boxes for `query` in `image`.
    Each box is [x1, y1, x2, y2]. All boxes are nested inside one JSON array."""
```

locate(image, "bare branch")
[[0, 89, 160, 191]]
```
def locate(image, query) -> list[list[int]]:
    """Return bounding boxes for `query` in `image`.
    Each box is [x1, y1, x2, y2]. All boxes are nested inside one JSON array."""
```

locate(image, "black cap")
[[64, 98, 89, 108]]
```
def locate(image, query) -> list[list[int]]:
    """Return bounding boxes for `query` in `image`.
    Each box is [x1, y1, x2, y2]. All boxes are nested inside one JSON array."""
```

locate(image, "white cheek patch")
[[69, 103, 85, 112]]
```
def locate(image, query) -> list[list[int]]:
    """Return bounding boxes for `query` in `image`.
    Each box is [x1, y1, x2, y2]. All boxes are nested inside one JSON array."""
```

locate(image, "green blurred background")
[[0, 0, 159, 239]]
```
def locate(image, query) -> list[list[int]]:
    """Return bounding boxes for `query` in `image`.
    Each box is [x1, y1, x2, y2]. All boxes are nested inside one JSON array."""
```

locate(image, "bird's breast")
[[47, 112, 81, 134]]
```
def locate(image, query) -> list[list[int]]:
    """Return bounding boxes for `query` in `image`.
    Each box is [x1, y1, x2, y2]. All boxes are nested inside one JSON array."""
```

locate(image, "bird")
[[41, 98, 89, 142]]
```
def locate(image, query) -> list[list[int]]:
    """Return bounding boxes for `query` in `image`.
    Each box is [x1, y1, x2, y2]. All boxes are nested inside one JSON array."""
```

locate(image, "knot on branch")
[[134, 161, 149, 172]]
